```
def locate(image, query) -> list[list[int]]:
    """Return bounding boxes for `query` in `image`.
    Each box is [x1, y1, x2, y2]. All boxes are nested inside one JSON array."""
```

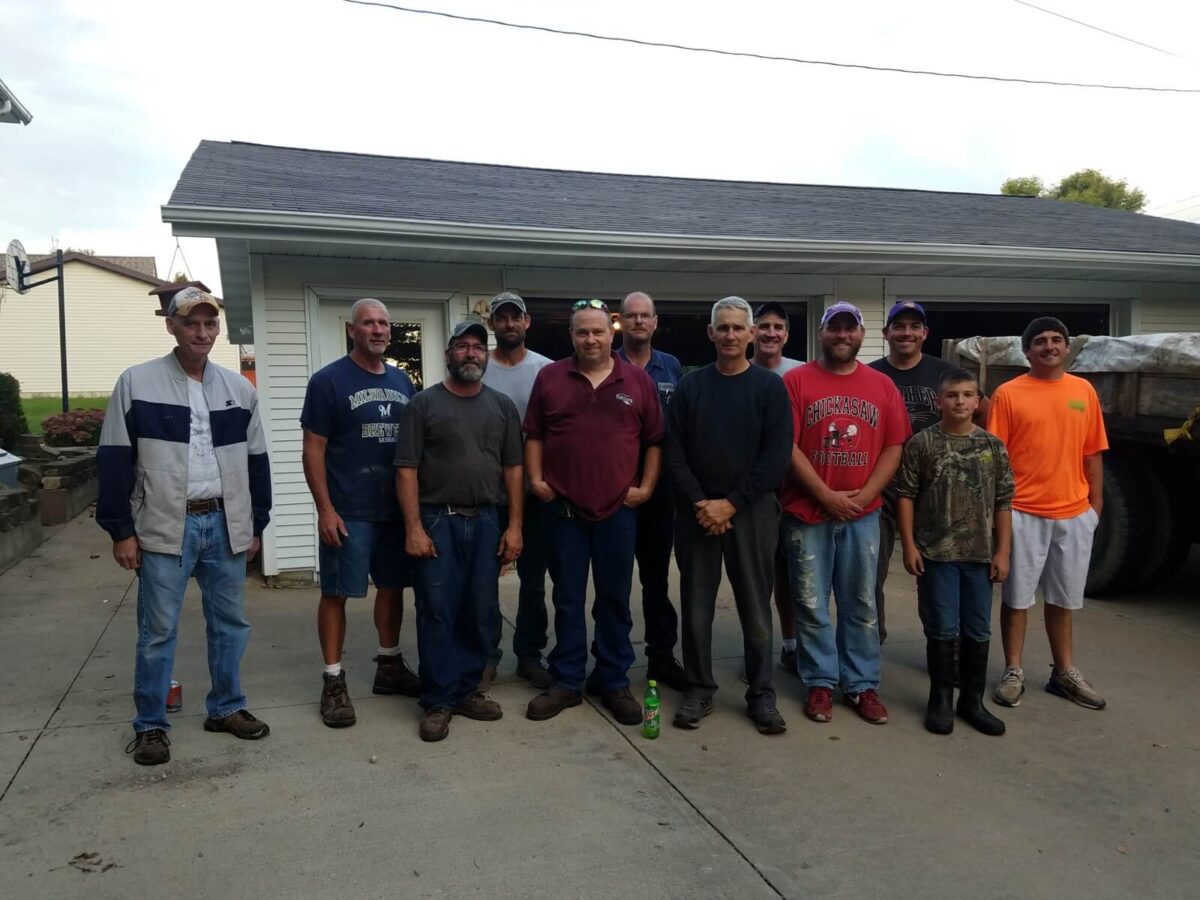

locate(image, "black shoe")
[[373, 653, 421, 697], [673, 696, 714, 729], [924, 638, 956, 735], [515, 656, 552, 690], [203, 709, 271, 740], [746, 700, 787, 735], [125, 729, 170, 766], [647, 656, 688, 692], [321, 671, 357, 728], [779, 646, 798, 676], [956, 639, 1006, 737]]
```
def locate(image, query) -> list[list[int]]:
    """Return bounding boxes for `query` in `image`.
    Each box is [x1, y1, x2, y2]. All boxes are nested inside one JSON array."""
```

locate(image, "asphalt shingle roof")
[[167, 141, 1200, 256]]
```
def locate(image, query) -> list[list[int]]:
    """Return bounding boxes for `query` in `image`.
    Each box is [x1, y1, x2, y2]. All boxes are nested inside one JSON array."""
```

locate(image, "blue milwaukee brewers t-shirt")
[[300, 355, 416, 520]]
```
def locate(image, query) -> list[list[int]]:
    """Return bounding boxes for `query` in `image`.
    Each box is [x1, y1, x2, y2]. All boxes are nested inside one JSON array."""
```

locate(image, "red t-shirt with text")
[[781, 360, 911, 523]]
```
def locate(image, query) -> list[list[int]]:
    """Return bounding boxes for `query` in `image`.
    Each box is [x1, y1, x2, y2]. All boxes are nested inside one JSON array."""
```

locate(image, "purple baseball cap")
[[819, 301, 864, 328], [885, 300, 927, 325]]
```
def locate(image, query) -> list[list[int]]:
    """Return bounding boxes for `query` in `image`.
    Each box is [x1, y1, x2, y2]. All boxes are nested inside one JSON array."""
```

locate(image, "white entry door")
[[318, 301, 447, 390]]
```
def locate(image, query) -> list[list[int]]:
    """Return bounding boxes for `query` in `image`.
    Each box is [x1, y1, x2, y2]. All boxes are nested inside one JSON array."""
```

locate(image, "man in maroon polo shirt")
[[523, 299, 664, 726]]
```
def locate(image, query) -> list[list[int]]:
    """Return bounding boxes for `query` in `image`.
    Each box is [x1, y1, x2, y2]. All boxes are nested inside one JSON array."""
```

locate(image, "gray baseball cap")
[[489, 291, 527, 316], [448, 317, 488, 347]]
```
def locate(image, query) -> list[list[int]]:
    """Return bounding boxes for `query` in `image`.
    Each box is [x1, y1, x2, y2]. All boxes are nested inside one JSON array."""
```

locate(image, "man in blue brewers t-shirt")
[[301, 298, 418, 728]]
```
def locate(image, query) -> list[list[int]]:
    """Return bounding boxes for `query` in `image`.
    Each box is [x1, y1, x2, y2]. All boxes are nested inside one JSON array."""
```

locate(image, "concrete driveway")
[[1, 514, 1197, 899]]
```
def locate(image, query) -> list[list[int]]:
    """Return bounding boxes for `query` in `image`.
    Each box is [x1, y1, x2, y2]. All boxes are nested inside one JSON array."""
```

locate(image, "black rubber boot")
[[957, 638, 1006, 736], [925, 639, 956, 735]]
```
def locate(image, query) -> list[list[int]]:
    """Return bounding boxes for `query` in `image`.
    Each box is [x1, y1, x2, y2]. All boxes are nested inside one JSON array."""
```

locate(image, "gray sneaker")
[[992, 666, 1025, 707], [1046, 666, 1106, 710]]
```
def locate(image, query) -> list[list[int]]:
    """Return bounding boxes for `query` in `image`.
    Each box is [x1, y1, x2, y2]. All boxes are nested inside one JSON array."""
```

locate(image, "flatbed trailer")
[[943, 336, 1200, 596]]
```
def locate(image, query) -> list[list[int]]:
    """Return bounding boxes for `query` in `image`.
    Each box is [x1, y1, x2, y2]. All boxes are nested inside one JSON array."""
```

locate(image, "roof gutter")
[[161, 204, 1200, 272]]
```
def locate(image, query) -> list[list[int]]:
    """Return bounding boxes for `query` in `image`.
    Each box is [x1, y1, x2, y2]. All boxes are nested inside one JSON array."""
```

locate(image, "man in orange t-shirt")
[[987, 317, 1108, 711]]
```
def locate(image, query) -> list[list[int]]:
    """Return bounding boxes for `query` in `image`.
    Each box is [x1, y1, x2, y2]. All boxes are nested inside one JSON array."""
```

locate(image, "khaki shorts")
[[1001, 507, 1099, 611]]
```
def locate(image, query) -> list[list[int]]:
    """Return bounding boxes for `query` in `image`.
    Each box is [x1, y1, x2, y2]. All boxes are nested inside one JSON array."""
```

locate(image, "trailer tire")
[[1146, 483, 1195, 588], [1133, 460, 1172, 589], [1085, 454, 1154, 596]]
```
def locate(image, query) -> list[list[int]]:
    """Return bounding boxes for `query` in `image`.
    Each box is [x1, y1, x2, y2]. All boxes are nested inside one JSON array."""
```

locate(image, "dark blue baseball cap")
[[885, 300, 926, 325]]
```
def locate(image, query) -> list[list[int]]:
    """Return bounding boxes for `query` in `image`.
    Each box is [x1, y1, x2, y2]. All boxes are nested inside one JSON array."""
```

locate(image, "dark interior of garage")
[[920, 302, 1111, 357], [521, 298, 808, 370]]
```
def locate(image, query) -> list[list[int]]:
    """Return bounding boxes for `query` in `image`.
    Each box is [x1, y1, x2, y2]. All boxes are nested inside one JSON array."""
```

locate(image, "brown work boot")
[[203, 709, 271, 740], [526, 687, 583, 721], [419, 708, 452, 742], [372, 653, 421, 697], [601, 688, 643, 726], [319, 671, 357, 728], [453, 692, 503, 721], [478, 661, 498, 692]]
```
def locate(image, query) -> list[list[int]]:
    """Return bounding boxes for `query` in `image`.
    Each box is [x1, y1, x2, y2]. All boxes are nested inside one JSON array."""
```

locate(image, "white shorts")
[[1001, 507, 1099, 611]]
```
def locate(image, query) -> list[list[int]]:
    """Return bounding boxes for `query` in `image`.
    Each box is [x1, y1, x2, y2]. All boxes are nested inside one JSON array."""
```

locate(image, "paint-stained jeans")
[[783, 511, 882, 694], [134, 511, 250, 733]]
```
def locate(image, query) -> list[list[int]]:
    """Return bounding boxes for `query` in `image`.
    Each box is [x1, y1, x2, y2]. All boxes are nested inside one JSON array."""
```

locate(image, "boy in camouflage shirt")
[[897, 368, 1013, 736]]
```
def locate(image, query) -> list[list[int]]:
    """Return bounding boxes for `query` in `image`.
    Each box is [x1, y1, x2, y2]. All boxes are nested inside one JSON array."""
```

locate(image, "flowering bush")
[[43, 409, 105, 447]]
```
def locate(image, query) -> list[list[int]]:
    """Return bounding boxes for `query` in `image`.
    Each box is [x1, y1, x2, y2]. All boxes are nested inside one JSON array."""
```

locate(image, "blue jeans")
[[490, 496, 549, 664], [318, 518, 408, 597], [783, 511, 882, 694], [542, 501, 637, 693], [917, 560, 993, 641], [412, 505, 501, 710], [134, 511, 250, 733]]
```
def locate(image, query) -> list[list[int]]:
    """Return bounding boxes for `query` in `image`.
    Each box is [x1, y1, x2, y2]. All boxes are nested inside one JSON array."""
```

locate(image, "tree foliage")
[[1000, 169, 1147, 211], [172, 272, 189, 283], [0, 372, 29, 449]]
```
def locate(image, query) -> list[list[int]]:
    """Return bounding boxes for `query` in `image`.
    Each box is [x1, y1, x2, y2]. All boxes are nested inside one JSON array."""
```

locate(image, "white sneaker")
[[993, 666, 1025, 707]]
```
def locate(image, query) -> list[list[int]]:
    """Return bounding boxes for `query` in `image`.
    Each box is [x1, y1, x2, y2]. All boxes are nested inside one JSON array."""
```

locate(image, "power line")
[[1149, 191, 1200, 212], [342, 0, 1200, 93], [1009, 0, 1188, 61]]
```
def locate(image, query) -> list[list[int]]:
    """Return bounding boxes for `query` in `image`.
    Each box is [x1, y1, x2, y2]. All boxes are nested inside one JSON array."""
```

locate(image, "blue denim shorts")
[[318, 519, 409, 598]]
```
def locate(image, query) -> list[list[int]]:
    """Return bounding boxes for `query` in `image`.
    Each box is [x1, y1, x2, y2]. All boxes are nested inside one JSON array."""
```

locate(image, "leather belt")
[[445, 504, 484, 517], [186, 498, 224, 514]]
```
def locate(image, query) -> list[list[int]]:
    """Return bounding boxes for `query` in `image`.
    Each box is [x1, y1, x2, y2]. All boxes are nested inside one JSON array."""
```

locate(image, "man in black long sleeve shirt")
[[665, 297, 793, 735]]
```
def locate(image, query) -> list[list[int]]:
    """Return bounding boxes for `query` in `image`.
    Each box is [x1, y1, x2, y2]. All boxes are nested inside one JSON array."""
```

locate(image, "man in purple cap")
[[869, 301, 988, 642], [781, 302, 910, 725]]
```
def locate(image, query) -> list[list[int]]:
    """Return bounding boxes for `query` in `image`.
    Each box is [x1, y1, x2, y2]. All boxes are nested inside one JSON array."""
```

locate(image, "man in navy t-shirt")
[[301, 298, 418, 729], [617, 291, 686, 691]]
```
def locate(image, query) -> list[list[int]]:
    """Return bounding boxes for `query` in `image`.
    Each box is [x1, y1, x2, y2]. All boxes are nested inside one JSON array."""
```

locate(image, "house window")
[[345, 321, 425, 389]]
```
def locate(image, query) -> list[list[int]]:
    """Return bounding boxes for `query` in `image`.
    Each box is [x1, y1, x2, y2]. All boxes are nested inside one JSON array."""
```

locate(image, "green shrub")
[[0, 373, 29, 450], [42, 409, 105, 447]]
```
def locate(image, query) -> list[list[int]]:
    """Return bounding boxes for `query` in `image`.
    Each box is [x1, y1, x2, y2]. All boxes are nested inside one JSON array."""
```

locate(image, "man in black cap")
[[395, 318, 525, 742], [869, 300, 987, 642], [750, 301, 802, 673], [481, 291, 554, 689]]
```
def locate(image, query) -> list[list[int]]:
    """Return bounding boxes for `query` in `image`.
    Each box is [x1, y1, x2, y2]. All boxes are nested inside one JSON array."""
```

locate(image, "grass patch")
[[21, 396, 109, 434]]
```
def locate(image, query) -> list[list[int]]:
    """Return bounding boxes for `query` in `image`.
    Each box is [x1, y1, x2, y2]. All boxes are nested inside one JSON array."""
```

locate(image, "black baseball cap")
[[752, 301, 789, 322]]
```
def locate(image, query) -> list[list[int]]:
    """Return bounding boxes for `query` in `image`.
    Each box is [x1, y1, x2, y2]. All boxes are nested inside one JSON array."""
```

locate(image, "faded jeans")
[[783, 511, 882, 694], [134, 511, 250, 733]]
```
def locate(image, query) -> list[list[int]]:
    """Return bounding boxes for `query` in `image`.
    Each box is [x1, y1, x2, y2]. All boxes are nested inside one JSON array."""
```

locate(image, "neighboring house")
[[162, 139, 1200, 578], [0, 252, 240, 395], [0, 76, 33, 125]]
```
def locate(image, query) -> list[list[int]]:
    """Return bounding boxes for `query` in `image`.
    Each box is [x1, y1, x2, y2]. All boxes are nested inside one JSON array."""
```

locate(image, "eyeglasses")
[[572, 299, 609, 312], [450, 341, 487, 353]]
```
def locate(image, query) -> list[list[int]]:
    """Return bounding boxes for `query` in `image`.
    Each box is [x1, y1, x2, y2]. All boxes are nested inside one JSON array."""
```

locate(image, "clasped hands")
[[694, 498, 735, 536]]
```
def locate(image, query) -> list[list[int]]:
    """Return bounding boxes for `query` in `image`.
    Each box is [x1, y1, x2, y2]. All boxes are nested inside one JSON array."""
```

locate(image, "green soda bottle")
[[643, 679, 661, 739]]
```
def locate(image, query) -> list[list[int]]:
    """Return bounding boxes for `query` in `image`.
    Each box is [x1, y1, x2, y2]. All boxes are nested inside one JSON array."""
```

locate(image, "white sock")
[[324, 661, 343, 676], [782, 638, 797, 652], [377, 645, 401, 657]]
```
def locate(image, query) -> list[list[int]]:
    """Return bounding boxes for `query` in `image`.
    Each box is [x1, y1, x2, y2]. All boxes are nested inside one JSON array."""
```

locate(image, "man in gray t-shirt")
[[480, 292, 555, 688], [394, 319, 524, 743]]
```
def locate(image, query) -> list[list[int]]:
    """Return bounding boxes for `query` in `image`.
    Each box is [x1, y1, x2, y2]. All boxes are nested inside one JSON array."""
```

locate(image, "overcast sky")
[[2, 0, 1198, 294]]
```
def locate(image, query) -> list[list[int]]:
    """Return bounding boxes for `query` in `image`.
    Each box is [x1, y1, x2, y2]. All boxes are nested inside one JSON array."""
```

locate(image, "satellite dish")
[[5, 239, 28, 294]]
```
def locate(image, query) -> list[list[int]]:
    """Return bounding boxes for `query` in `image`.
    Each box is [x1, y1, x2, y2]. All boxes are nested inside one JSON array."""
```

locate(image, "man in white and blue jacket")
[[97, 286, 272, 766]]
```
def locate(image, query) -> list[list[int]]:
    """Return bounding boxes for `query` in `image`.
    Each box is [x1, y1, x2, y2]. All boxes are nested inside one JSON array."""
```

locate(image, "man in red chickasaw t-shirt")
[[780, 302, 910, 727]]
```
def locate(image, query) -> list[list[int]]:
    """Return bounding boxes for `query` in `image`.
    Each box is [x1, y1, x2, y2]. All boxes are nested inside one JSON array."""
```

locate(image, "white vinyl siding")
[[0, 260, 240, 395], [1136, 285, 1200, 333]]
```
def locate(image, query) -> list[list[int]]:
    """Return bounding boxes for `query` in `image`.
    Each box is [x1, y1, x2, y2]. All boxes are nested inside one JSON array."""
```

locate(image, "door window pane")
[[346, 321, 425, 388]]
